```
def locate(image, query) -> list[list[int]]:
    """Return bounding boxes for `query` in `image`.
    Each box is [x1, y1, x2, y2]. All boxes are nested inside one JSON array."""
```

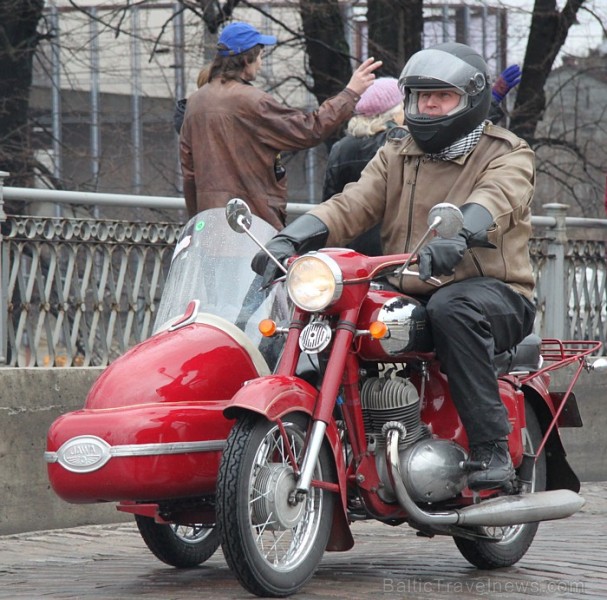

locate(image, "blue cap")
[[217, 22, 277, 57]]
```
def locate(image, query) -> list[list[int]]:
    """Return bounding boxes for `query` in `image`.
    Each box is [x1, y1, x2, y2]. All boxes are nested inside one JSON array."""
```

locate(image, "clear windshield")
[[154, 208, 289, 358]]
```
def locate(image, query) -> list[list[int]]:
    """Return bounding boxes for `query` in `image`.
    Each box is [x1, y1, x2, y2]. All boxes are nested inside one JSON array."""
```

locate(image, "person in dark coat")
[[323, 77, 406, 256]]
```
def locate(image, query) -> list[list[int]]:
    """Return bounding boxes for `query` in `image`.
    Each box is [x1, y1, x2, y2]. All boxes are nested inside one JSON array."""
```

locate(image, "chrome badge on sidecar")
[[45, 435, 112, 473]]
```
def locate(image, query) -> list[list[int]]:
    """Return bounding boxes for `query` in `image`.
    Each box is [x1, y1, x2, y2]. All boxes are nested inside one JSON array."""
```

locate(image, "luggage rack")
[[539, 339, 603, 364], [521, 338, 604, 458], [518, 339, 602, 385]]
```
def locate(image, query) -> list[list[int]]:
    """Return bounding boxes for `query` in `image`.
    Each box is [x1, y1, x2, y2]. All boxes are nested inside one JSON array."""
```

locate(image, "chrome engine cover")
[[377, 438, 468, 504], [401, 438, 468, 503]]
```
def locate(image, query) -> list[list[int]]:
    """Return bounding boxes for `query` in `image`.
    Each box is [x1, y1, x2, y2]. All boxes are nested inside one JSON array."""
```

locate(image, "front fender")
[[224, 375, 354, 551], [224, 375, 317, 421]]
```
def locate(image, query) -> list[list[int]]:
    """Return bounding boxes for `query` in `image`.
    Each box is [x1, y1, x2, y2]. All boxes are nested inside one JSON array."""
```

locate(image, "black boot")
[[466, 438, 515, 491]]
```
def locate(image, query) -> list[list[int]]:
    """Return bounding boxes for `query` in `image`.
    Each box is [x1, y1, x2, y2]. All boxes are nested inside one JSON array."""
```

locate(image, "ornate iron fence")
[[1, 181, 606, 366], [1, 215, 180, 366]]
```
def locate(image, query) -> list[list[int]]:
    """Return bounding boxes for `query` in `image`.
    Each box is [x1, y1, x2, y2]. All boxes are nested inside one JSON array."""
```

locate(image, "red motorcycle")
[[46, 200, 605, 597]]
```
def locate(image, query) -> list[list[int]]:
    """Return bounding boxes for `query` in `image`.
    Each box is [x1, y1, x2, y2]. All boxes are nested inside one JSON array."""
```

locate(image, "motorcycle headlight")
[[286, 254, 342, 312]]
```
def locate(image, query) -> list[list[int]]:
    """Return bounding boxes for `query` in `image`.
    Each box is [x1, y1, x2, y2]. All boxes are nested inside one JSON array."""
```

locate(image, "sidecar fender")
[[224, 375, 354, 551]]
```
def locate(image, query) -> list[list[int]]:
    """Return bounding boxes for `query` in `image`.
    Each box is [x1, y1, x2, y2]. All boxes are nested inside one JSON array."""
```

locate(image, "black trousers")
[[426, 277, 536, 445]]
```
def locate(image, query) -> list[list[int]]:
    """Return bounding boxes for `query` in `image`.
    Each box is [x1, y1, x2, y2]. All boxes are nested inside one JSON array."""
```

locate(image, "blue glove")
[[492, 65, 522, 102]]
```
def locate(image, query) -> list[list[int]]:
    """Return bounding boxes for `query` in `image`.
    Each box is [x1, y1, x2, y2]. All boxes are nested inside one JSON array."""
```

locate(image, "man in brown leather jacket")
[[179, 21, 381, 229], [253, 43, 536, 491]]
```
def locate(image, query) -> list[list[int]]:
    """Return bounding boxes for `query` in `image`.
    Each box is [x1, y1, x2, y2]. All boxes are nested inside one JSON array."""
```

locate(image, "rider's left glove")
[[251, 214, 329, 288], [418, 234, 468, 281], [418, 203, 496, 282]]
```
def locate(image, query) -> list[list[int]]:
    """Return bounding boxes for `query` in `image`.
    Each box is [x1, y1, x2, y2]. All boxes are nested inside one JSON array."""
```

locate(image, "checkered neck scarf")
[[429, 121, 487, 161]]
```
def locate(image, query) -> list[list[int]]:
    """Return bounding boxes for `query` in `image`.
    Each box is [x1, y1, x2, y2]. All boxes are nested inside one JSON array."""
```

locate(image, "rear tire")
[[217, 412, 335, 597], [135, 516, 219, 568], [453, 399, 547, 568]]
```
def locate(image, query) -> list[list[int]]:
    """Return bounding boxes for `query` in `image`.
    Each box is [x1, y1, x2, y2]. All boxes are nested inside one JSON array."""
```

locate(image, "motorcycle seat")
[[494, 333, 542, 376]]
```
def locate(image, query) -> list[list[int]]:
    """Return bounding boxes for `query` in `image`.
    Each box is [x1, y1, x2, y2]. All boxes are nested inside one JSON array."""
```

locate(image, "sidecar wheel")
[[217, 412, 335, 597], [135, 516, 219, 568], [453, 400, 547, 568]]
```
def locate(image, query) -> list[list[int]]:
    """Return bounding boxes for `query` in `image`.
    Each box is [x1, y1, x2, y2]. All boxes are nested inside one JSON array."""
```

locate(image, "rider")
[[251, 42, 537, 491]]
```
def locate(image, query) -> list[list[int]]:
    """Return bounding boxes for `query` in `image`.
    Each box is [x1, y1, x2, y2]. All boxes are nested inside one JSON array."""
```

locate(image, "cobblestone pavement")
[[1, 483, 606, 600]]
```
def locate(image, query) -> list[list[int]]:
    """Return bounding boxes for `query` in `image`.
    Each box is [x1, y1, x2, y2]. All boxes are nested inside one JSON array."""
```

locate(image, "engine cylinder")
[[360, 376, 425, 449]]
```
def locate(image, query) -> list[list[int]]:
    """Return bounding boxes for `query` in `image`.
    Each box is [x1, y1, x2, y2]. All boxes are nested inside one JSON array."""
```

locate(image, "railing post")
[[542, 203, 568, 339], [0, 171, 8, 364]]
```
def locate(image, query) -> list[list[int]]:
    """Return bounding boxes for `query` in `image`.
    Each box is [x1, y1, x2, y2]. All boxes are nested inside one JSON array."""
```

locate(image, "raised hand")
[[346, 57, 383, 97], [492, 64, 522, 102]]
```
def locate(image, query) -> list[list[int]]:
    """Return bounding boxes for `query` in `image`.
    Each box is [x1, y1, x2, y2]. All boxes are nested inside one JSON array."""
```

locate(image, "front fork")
[[296, 421, 328, 496], [292, 308, 359, 498]]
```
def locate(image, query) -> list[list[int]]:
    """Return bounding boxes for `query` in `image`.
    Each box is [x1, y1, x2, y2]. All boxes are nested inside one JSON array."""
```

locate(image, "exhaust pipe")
[[383, 423, 585, 528]]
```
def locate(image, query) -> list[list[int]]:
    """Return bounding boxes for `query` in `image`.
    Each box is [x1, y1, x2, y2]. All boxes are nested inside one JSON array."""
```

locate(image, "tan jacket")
[[180, 79, 359, 230], [310, 123, 536, 299]]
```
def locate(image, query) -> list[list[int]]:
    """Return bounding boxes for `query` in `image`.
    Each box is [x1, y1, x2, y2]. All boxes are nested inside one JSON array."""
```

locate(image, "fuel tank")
[[357, 289, 433, 362]]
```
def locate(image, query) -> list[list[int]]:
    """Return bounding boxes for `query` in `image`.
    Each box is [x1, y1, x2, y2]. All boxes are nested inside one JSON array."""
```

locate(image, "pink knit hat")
[[355, 77, 403, 116]]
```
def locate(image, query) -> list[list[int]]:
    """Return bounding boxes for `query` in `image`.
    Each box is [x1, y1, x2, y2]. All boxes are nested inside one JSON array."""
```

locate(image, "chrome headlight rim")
[[286, 252, 343, 312]]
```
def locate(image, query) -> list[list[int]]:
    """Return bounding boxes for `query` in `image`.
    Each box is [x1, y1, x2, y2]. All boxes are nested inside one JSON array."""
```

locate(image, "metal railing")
[[1, 174, 605, 366]]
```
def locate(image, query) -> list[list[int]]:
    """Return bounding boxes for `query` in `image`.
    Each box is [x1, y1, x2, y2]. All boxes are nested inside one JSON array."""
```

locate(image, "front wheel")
[[135, 516, 219, 568], [217, 412, 335, 597], [453, 399, 547, 568]]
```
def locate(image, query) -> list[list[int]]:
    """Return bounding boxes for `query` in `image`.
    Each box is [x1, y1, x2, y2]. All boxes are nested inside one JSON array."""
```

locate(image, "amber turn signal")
[[259, 319, 277, 337], [369, 321, 388, 339]]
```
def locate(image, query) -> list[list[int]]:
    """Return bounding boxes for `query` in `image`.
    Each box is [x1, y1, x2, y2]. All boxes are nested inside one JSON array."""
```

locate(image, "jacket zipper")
[[404, 157, 422, 252], [469, 250, 485, 277]]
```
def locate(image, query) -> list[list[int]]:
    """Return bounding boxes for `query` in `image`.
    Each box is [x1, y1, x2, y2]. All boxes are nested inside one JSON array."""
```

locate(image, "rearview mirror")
[[226, 198, 252, 233], [591, 357, 607, 373], [427, 202, 464, 239]]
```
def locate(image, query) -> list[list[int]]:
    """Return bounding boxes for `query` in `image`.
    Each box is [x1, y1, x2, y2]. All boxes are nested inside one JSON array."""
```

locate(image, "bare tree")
[[299, 0, 352, 104], [1, 0, 604, 215], [367, 0, 423, 77], [0, 0, 46, 208], [511, 0, 585, 141], [504, 1, 607, 217]]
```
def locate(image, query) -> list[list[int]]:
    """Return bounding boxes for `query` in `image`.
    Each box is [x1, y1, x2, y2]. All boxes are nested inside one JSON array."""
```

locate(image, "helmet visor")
[[399, 49, 487, 96], [405, 89, 468, 117]]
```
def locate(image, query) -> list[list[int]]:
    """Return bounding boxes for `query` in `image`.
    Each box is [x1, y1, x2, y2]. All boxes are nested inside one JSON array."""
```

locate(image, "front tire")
[[135, 516, 219, 568], [453, 399, 547, 568], [217, 412, 335, 597]]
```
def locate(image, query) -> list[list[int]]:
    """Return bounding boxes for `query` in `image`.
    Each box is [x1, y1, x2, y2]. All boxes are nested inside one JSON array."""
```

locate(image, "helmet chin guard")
[[399, 43, 491, 154]]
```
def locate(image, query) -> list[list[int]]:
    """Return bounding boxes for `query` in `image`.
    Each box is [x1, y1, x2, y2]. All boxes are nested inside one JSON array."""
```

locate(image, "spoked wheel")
[[453, 399, 547, 568], [135, 516, 220, 568], [217, 412, 335, 597]]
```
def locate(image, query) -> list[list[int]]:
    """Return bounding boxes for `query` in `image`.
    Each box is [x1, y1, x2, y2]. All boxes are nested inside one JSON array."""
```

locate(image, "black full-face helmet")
[[398, 43, 491, 153]]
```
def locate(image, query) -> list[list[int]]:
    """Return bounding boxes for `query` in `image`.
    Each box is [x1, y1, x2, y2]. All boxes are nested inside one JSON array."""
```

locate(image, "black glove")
[[418, 203, 495, 282], [418, 233, 468, 281], [251, 214, 329, 288]]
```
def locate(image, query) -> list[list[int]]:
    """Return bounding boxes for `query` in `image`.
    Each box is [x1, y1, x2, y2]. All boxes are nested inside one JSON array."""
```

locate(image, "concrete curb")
[[1, 364, 605, 535]]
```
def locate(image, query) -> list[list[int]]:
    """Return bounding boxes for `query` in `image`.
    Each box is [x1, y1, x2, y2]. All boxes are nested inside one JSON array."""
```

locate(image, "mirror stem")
[[397, 215, 442, 277], [237, 215, 288, 275]]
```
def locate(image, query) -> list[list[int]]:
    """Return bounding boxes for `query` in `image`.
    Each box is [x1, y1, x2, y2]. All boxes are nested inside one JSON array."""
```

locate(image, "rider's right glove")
[[251, 214, 329, 288], [418, 203, 496, 282]]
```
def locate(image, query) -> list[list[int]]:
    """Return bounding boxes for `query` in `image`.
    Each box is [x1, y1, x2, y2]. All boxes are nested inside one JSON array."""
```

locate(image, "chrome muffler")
[[383, 422, 585, 527]]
